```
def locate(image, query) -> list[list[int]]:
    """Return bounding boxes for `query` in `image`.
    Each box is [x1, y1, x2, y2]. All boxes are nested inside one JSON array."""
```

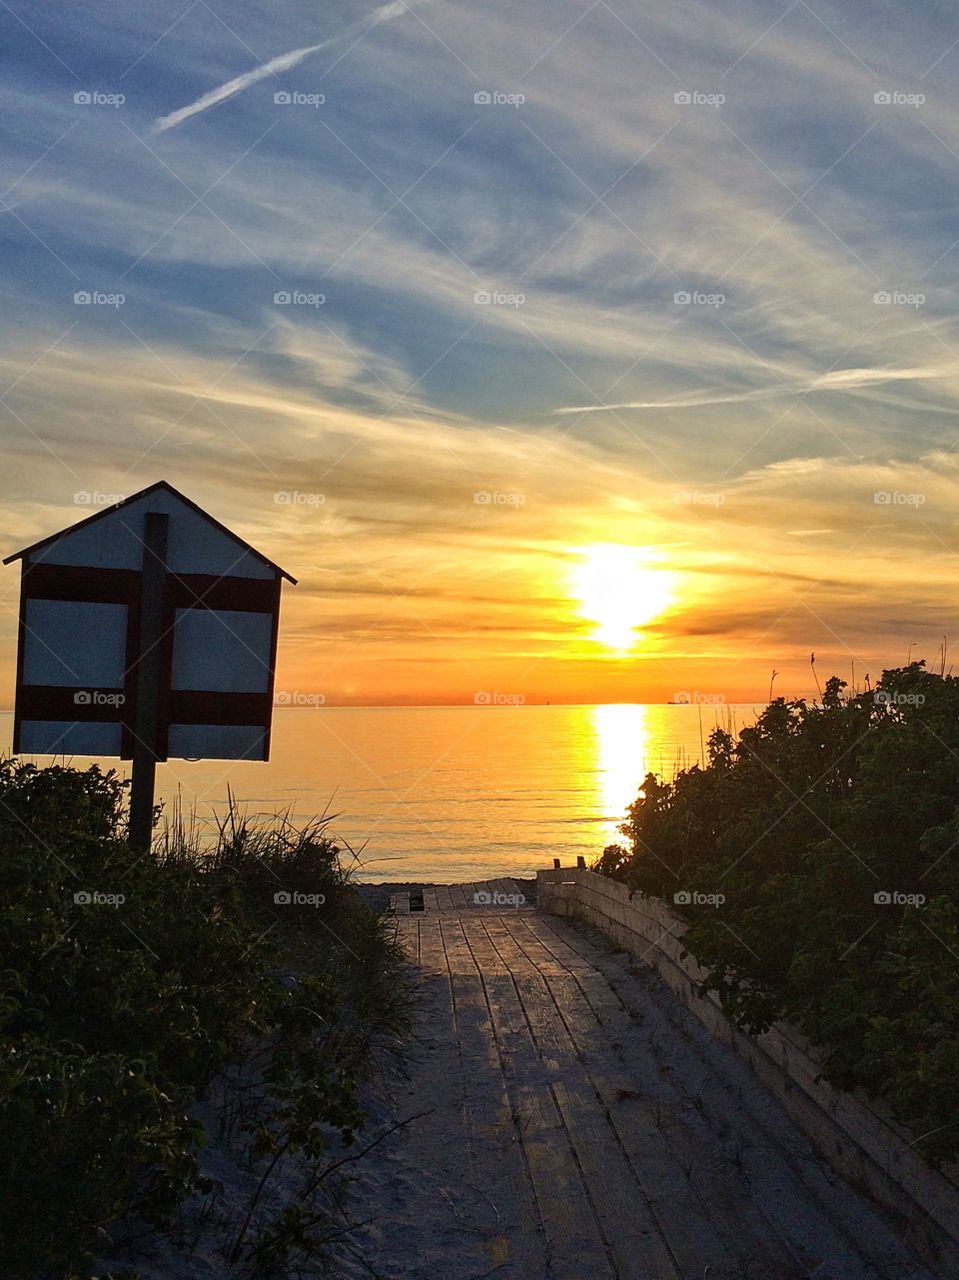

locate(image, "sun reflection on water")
[[590, 703, 656, 847]]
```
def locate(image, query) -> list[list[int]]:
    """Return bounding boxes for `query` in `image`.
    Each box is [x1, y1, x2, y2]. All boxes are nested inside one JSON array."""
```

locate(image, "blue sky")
[[2, 0, 959, 704]]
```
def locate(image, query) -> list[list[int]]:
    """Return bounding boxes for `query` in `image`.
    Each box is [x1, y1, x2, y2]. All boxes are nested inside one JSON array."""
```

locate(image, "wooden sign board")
[[4, 481, 296, 763]]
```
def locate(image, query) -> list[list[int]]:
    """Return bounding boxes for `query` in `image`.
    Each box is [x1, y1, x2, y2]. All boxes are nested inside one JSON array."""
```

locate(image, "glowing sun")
[[571, 544, 674, 651]]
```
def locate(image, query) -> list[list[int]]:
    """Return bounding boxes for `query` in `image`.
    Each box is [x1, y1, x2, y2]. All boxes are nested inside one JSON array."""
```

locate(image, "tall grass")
[[0, 760, 413, 1278]]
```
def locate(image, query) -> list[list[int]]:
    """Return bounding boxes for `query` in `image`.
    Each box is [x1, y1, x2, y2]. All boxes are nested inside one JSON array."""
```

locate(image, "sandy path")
[[337, 891, 935, 1280]]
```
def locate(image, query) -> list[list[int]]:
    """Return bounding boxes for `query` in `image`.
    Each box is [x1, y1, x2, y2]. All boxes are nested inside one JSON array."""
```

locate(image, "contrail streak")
[[154, 2, 422, 133]]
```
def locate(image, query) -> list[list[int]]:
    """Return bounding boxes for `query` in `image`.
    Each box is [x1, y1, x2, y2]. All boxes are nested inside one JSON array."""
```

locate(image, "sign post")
[[129, 511, 169, 851], [4, 482, 296, 849]]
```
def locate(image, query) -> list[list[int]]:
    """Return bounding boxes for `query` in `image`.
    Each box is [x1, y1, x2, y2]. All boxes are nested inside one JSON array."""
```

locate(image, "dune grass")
[[0, 759, 413, 1278]]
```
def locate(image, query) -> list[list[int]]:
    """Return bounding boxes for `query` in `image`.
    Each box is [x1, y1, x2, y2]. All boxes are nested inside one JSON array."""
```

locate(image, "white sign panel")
[[5, 481, 296, 762]]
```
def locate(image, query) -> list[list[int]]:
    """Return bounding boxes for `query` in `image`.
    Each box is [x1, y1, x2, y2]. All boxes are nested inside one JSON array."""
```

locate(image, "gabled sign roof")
[[3, 480, 297, 583]]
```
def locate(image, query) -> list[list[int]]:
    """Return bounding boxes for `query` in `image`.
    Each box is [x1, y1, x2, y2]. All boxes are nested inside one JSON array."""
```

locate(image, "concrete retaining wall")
[[537, 866, 959, 1278]]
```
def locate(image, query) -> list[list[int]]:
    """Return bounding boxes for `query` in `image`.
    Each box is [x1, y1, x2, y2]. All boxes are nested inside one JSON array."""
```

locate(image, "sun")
[[570, 544, 675, 652]]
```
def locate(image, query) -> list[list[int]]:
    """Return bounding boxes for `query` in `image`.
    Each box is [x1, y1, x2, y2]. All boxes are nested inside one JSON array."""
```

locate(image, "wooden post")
[[576, 855, 586, 869], [129, 512, 169, 851], [553, 857, 561, 869]]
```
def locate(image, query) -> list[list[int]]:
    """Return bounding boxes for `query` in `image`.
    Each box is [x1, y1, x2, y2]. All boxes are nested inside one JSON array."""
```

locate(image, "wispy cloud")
[[556, 388, 780, 414], [557, 363, 959, 415], [812, 363, 959, 389], [6, 0, 959, 700]]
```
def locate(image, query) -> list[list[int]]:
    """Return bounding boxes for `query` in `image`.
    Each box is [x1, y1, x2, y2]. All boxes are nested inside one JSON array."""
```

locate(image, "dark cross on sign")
[[3, 481, 297, 848]]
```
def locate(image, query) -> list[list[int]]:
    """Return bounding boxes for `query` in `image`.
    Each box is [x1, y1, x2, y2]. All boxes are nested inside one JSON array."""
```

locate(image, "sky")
[[2, 0, 959, 707]]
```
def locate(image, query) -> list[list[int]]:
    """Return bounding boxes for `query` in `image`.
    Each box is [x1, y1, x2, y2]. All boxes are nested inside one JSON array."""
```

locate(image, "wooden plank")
[[520, 917, 847, 1278], [434, 884, 454, 913], [415, 918, 446, 971], [490, 915, 752, 1280], [513, 968, 680, 1280], [453, 922, 614, 1279], [528, 913, 892, 1273], [434, 916, 553, 1274]]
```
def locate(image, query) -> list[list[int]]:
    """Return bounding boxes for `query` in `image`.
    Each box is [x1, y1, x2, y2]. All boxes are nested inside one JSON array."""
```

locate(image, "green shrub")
[[605, 664, 959, 1163], [0, 760, 411, 1277]]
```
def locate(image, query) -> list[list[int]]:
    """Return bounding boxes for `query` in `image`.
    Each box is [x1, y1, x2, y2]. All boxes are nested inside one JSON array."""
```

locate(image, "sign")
[[4, 482, 296, 846]]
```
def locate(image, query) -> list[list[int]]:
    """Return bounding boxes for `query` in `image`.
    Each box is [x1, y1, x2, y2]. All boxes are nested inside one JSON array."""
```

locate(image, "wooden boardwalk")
[[341, 886, 934, 1280]]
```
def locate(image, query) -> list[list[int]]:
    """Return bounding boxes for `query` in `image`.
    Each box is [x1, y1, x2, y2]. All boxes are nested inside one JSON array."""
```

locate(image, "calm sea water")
[[0, 705, 759, 883]]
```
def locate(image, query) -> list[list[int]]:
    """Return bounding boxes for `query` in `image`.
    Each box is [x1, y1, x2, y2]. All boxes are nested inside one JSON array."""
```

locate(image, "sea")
[[0, 704, 761, 883]]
